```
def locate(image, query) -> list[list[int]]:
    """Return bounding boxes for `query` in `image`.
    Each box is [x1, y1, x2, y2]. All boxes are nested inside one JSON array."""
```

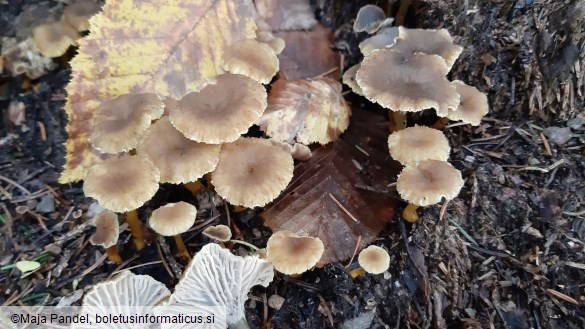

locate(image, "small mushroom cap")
[[89, 93, 164, 153], [202, 224, 232, 242], [256, 31, 286, 54], [221, 39, 279, 84], [165, 243, 273, 325], [342, 63, 365, 96], [63, 0, 101, 32], [356, 48, 459, 116], [353, 5, 389, 34], [359, 27, 399, 56], [266, 230, 325, 275], [291, 143, 312, 161], [32, 21, 78, 58], [358, 245, 390, 274], [212, 138, 294, 208], [446, 80, 489, 126], [170, 74, 267, 144], [89, 209, 119, 248], [83, 155, 160, 213], [137, 117, 220, 184], [387, 125, 451, 166], [396, 159, 464, 206], [392, 27, 463, 70], [149, 202, 197, 236]]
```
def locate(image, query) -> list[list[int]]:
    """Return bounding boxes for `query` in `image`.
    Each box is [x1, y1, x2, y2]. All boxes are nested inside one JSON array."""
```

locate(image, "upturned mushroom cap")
[[89, 209, 119, 248], [359, 27, 399, 56], [137, 117, 220, 184], [32, 21, 78, 58], [342, 63, 365, 96], [266, 230, 324, 275], [353, 5, 389, 34], [256, 31, 286, 54], [221, 39, 279, 84], [89, 93, 164, 153], [392, 27, 463, 70], [358, 245, 390, 274], [63, 0, 101, 32], [73, 270, 170, 329], [396, 159, 464, 206], [149, 202, 197, 236], [356, 48, 459, 116], [202, 224, 232, 242], [212, 138, 294, 208], [83, 155, 160, 212], [170, 74, 267, 144], [446, 80, 489, 126], [387, 125, 451, 166], [164, 243, 273, 326]]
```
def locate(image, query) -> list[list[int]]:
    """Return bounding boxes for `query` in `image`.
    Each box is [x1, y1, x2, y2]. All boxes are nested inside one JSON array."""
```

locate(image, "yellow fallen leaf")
[[15, 260, 41, 273]]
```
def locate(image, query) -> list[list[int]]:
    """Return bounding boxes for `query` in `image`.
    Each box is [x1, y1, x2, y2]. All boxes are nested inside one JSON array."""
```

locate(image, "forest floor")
[[1, 0, 584, 328]]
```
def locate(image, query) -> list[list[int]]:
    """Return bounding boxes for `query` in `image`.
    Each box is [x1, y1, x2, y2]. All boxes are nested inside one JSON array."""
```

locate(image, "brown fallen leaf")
[[257, 77, 351, 145], [263, 109, 401, 265], [255, 0, 317, 31], [61, 0, 260, 183]]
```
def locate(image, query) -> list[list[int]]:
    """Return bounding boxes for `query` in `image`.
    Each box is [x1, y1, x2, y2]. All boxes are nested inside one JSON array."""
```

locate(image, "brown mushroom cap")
[[83, 155, 160, 212], [358, 245, 390, 274], [256, 31, 285, 54], [137, 117, 221, 184], [221, 39, 279, 84], [387, 125, 450, 166], [212, 138, 294, 208], [356, 48, 459, 116], [266, 230, 324, 275], [169, 74, 267, 144], [148, 202, 197, 236], [32, 21, 78, 58], [89, 93, 164, 153], [202, 224, 232, 242], [396, 159, 464, 206], [446, 80, 489, 126], [89, 210, 119, 248], [392, 27, 463, 70], [64, 0, 101, 32]]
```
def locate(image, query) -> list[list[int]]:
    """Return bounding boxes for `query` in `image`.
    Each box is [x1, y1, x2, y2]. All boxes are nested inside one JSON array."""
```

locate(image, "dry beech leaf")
[[255, 0, 317, 31], [257, 77, 351, 145], [263, 109, 401, 265], [276, 24, 340, 80], [61, 0, 259, 183]]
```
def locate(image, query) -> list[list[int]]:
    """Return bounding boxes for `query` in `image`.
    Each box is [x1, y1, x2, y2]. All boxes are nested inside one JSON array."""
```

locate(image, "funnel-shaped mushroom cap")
[[202, 224, 232, 242], [89, 93, 164, 153], [387, 125, 450, 166], [342, 63, 365, 96], [137, 117, 220, 184], [356, 49, 459, 116], [447, 80, 489, 126], [83, 155, 160, 212], [256, 31, 286, 54], [89, 210, 119, 248], [74, 271, 170, 329], [393, 27, 463, 70], [221, 39, 279, 84], [149, 202, 197, 236], [63, 0, 101, 32], [396, 159, 464, 206], [353, 5, 388, 34], [358, 245, 390, 274], [170, 74, 267, 144], [212, 138, 294, 208], [266, 230, 324, 275], [359, 27, 399, 56], [165, 243, 274, 326], [32, 21, 78, 58]]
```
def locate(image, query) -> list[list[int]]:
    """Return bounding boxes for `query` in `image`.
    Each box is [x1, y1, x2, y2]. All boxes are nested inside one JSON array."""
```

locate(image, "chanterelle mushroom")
[[163, 243, 273, 329]]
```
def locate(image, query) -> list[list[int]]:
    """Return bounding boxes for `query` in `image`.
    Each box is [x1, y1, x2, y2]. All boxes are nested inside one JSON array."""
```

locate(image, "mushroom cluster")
[[344, 5, 489, 222], [80, 29, 295, 262]]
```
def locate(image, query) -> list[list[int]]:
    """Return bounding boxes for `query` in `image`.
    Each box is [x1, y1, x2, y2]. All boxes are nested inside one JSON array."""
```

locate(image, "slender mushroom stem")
[[395, 0, 411, 26], [390, 110, 407, 131], [230, 239, 259, 251], [184, 181, 203, 195], [232, 206, 247, 213], [105, 245, 122, 264], [174, 234, 191, 261], [349, 267, 366, 278], [126, 210, 145, 250], [402, 203, 419, 223], [229, 318, 250, 329]]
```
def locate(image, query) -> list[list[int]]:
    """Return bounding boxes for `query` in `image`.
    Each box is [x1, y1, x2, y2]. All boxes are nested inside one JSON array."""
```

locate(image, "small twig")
[[448, 219, 479, 246], [112, 260, 162, 276], [345, 235, 362, 268], [230, 239, 259, 251], [0, 174, 31, 195], [563, 209, 585, 217], [539, 132, 552, 156], [546, 288, 579, 305], [156, 238, 174, 279], [439, 200, 449, 221], [317, 294, 335, 327], [329, 193, 358, 222], [503, 159, 565, 173]]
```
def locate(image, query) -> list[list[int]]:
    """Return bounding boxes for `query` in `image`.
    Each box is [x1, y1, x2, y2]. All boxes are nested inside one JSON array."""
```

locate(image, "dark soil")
[[1, 0, 584, 328]]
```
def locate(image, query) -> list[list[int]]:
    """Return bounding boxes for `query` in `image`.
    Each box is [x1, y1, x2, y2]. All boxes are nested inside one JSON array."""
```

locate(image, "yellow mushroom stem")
[[395, 0, 411, 26], [105, 245, 122, 264], [402, 203, 420, 223], [232, 206, 248, 213], [174, 235, 191, 261], [390, 110, 407, 131], [431, 117, 450, 130], [184, 181, 203, 195], [350, 267, 366, 278], [125, 210, 145, 250]]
